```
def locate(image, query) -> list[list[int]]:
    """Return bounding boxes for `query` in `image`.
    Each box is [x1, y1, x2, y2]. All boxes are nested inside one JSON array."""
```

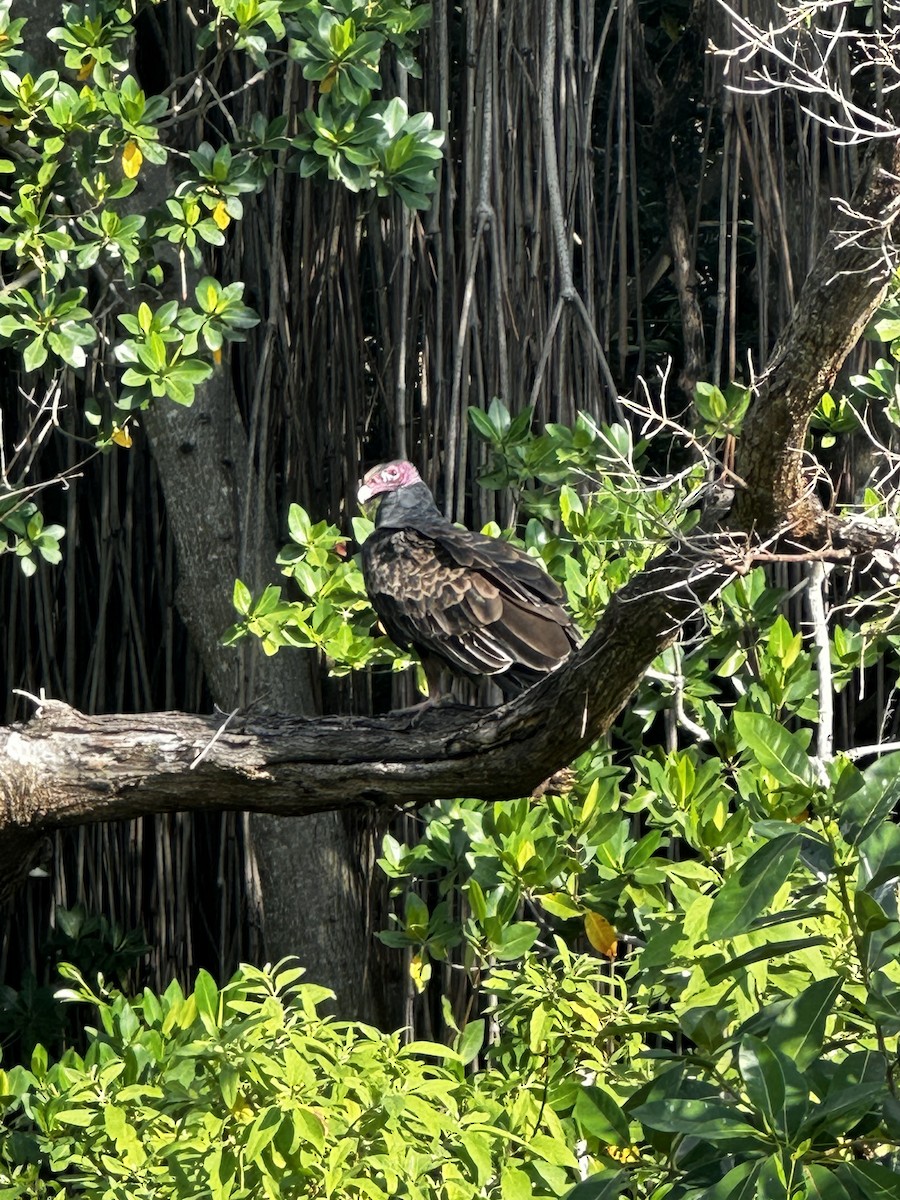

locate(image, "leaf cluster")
[[229, 415, 900, 1198], [0, 959, 599, 1200], [0, 0, 442, 573]]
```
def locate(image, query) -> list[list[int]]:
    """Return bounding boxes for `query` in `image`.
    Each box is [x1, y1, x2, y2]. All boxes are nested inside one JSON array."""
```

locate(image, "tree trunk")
[[142, 383, 371, 1016]]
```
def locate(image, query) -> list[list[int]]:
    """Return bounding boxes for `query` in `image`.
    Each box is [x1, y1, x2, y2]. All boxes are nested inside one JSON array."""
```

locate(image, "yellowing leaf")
[[122, 140, 143, 179], [528, 1003, 549, 1052], [568, 1001, 602, 1030], [608, 1145, 641, 1163], [230, 1096, 254, 1123], [77, 56, 96, 80], [516, 839, 535, 871], [111, 427, 132, 448], [409, 953, 431, 994], [212, 200, 230, 230], [213, 347, 223, 366], [585, 911, 617, 959], [319, 65, 338, 93]]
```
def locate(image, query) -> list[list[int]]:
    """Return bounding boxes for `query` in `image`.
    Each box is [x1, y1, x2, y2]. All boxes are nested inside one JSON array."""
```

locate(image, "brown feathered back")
[[358, 461, 579, 700]]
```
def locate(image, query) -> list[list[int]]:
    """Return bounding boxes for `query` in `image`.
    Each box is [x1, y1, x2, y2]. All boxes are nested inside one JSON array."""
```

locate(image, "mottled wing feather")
[[361, 525, 577, 694]]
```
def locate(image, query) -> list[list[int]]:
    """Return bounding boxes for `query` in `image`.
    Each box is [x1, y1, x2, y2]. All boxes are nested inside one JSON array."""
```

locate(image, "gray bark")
[[734, 136, 900, 533], [142, 388, 369, 1016], [4, 508, 899, 874], [0, 533, 742, 861]]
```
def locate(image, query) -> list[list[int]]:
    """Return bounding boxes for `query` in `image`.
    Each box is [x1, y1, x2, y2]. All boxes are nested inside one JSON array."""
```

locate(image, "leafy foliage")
[[227, 401, 704, 671], [0, 0, 441, 571], [0, 959, 607, 1199], [4, 5, 900, 1195], [229, 401, 900, 1197], [0, 905, 148, 1060]]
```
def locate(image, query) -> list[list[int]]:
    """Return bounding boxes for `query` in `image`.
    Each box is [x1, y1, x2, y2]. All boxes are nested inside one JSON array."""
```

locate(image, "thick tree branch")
[[3, 517, 900, 894], [0, 536, 743, 889], [734, 136, 900, 533]]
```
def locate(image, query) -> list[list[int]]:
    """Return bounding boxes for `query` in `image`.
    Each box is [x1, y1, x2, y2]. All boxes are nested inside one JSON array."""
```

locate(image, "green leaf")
[[468, 406, 498, 441], [703, 937, 830, 987], [633, 1097, 761, 1140], [404, 891, 428, 939], [466, 879, 487, 923], [764, 975, 843, 1069], [491, 921, 538, 961], [193, 969, 218, 1022], [400, 1039, 464, 1060], [561, 1171, 626, 1200], [804, 1164, 856, 1200], [243, 1106, 282, 1163], [233, 578, 252, 615], [733, 711, 816, 789], [54, 1108, 96, 1126], [574, 1085, 630, 1145], [540, 892, 583, 920], [294, 1106, 325, 1152], [865, 970, 900, 1032], [23, 336, 48, 372], [872, 317, 900, 343], [528, 1133, 578, 1168], [859, 821, 900, 891], [807, 1080, 885, 1133], [839, 752, 900, 846], [833, 1163, 900, 1199], [738, 1036, 809, 1139], [706, 834, 801, 940], [456, 1019, 485, 1065], [501, 1166, 533, 1200], [695, 1161, 761, 1200], [694, 381, 727, 424], [219, 1064, 239, 1110]]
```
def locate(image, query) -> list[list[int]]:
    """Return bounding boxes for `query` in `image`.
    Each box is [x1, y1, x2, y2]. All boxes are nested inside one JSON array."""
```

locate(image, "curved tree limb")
[[4, 517, 900, 896], [0, 534, 743, 892], [4, 74, 900, 904], [734, 136, 900, 533]]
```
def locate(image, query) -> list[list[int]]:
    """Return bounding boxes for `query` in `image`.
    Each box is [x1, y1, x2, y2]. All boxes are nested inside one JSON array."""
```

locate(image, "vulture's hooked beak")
[[357, 485, 382, 521]]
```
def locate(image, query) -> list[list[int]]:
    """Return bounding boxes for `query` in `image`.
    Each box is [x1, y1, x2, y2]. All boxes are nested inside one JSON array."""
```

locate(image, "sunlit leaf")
[[122, 140, 143, 179], [584, 911, 617, 958], [409, 953, 431, 993], [706, 834, 801, 940]]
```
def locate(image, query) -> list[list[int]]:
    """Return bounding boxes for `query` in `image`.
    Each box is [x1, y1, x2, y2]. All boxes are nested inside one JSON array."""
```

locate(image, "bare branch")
[[713, 0, 900, 144]]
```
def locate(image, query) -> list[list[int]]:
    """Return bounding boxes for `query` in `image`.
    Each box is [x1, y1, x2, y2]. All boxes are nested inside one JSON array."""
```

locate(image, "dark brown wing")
[[361, 525, 578, 695]]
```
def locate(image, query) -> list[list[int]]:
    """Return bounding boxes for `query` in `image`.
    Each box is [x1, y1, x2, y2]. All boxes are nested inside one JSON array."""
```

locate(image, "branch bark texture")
[[0, 538, 741, 889], [734, 137, 900, 533]]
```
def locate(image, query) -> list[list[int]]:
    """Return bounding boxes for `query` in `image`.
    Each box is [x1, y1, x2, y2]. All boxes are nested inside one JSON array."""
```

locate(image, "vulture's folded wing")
[[361, 525, 578, 692]]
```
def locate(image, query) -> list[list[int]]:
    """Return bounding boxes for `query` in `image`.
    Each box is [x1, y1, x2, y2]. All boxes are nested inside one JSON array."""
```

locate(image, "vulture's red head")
[[358, 460, 422, 505]]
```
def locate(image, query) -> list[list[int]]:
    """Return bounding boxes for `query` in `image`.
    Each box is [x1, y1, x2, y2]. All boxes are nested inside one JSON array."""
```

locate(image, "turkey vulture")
[[358, 460, 579, 700]]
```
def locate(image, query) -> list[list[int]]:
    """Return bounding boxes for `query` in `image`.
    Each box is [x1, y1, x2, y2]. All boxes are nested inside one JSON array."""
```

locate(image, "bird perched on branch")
[[358, 460, 579, 702]]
